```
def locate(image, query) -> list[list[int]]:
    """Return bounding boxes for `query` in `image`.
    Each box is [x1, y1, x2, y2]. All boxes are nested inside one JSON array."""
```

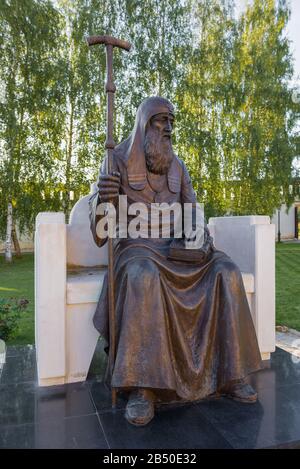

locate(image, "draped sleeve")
[[180, 160, 214, 250]]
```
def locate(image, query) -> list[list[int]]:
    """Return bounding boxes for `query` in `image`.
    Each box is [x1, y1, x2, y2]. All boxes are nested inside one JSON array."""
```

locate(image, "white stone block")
[[35, 212, 66, 386], [67, 195, 108, 267], [65, 303, 99, 383], [254, 223, 275, 354], [67, 269, 106, 304]]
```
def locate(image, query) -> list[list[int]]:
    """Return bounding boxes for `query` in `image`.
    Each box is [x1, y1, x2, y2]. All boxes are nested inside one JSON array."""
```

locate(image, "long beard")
[[144, 128, 174, 175]]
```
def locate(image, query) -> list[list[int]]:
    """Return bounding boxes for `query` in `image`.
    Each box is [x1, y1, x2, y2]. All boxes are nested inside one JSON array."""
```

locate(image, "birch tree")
[[0, 0, 64, 260]]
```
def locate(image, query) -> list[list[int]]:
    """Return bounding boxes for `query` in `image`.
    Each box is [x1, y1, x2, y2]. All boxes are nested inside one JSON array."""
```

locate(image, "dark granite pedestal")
[[1, 342, 300, 449]]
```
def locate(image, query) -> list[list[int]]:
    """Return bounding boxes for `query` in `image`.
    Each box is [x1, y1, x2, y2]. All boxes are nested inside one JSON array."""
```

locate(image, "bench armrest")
[[35, 212, 66, 385], [208, 216, 275, 355]]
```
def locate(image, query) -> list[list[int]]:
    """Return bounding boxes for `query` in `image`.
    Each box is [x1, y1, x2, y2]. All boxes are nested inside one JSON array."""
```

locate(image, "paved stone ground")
[[1, 341, 300, 449], [276, 329, 300, 361]]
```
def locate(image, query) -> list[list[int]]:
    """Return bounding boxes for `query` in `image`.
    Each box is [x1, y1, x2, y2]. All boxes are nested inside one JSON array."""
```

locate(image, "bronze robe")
[[89, 148, 262, 402]]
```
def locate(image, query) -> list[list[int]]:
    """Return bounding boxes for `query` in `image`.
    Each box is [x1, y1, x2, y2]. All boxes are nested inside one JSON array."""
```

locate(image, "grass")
[[276, 242, 300, 331], [0, 243, 299, 345], [0, 252, 34, 345]]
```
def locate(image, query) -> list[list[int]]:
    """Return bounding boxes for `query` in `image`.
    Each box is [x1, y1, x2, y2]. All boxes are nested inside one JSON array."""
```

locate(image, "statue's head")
[[144, 110, 175, 175], [134, 97, 175, 175], [124, 96, 176, 190]]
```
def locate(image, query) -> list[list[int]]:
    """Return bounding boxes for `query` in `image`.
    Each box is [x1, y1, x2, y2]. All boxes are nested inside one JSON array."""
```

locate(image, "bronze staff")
[[86, 34, 131, 408]]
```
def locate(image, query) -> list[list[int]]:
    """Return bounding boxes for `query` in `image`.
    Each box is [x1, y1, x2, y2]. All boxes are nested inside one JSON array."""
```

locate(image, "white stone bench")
[[35, 191, 275, 386]]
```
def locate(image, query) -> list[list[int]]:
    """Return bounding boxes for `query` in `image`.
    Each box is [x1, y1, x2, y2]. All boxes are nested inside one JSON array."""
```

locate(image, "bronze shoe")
[[223, 381, 258, 404], [125, 389, 155, 426]]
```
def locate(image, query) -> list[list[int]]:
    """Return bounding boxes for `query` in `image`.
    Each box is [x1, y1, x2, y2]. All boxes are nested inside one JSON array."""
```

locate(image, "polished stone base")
[[1, 341, 300, 449]]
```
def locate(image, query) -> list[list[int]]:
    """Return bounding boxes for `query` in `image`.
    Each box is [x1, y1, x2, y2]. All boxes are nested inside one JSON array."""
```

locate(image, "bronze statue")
[[89, 96, 262, 426]]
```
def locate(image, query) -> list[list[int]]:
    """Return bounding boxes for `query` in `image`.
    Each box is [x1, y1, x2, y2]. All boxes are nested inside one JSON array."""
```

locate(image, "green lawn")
[[0, 253, 34, 345], [276, 242, 300, 331], [0, 243, 300, 345]]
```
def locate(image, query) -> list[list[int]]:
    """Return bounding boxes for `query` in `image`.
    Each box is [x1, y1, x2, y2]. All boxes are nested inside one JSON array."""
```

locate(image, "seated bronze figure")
[[89, 96, 262, 426]]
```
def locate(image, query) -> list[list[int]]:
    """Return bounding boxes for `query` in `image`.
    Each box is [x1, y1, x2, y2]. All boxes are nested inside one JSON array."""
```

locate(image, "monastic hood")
[[114, 96, 182, 192]]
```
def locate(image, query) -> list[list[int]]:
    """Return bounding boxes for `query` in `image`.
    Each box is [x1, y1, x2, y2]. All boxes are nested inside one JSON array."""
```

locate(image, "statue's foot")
[[125, 389, 155, 426], [223, 380, 258, 404]]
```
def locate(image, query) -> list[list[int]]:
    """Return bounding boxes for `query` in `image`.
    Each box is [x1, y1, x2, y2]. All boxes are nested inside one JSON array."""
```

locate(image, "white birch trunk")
[[5, 202, 13, 263]]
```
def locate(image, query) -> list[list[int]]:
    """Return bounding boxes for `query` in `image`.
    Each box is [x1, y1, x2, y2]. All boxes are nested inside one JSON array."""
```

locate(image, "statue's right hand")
[[97, 171, 120, 204]]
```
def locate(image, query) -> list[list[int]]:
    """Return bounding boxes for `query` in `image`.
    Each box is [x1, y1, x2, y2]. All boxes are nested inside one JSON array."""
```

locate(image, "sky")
[[236, 0, 300, 80]]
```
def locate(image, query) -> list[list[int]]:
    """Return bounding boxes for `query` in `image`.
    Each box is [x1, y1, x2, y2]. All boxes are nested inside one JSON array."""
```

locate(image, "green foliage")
[[177, 0, 298, 217], [276, 242, 300, 331], [0, 252, 34, 344], [0, 0, 66, 236], [0, 0, 299, 237], [0, 297, 29, 342]]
